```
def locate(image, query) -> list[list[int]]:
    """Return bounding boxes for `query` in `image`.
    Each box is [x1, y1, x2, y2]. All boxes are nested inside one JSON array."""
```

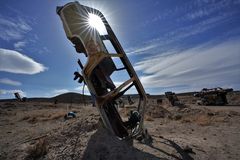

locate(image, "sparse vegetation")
[[145, 115, 154, 121], [21, 110, 67, 123], [1, 93, 240, 160], [25, 138, 47, 160]]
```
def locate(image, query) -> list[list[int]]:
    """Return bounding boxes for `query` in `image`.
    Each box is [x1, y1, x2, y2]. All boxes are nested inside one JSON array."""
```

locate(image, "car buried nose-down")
[[56, 1, 151, 143]]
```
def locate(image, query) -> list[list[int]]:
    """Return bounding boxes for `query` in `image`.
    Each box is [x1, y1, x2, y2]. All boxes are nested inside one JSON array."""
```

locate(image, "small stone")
[[174, 114, 182, 120], [208, 112, 215, 116], [183, 145, 195, 154]]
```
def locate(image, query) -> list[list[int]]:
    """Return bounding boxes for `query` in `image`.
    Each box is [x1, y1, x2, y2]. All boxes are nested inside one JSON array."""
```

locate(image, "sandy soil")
[[0, 98, 240, 160]]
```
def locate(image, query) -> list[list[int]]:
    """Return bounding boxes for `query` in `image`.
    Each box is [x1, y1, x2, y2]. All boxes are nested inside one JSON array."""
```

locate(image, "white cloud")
[[17, 17, 32, 32], [0, 78, 22, 86], [14, 41, 26, 51], [74, 85, 90, 95], [50, 86, 92, 97], [0, 14, 32, 41], [52, 89, 70, 96], [0, 89, 26, 97], [127, 10, 238, 57], [0, 13, 51, 54], [47, 86, 92, 97], [126, 43, 158, 55], [134, 38, 240, 93], [167, 14, 230, 41], [136, 0, 240, 58], [0, 48, 47, 74], [143, 0, 239, 25], [182, 0, 234, 21]]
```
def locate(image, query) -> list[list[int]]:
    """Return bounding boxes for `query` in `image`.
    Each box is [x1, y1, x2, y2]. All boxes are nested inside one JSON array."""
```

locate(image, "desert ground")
[[0, 92, 240, 160]]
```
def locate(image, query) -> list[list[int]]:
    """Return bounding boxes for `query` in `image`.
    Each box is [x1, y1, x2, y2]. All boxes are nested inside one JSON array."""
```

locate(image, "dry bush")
[[27, 117, 38, 124], [4, 102, 16, 107], [172, 114, 182, 120], [21, 114, 42, 123], [22, 115, 30, 121], [195, 114, 211, 126], [213, 116, 228, 123], [25, 138, 47, 160], [48, 111, 66, 120], [145, 115, 154, 121], [48, 104, 57, 108], [146, 105, 170, 118], [24, 111, 66, 123], [39, 111, 66, 121], [27, 113, 46, 123]]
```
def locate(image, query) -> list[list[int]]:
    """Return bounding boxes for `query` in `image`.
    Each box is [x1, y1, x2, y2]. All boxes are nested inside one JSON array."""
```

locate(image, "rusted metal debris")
[[194, 87, 233, 105], [57, 2, 151, 143], [165, 91, 184, 107], [14, 92, 27, 102]]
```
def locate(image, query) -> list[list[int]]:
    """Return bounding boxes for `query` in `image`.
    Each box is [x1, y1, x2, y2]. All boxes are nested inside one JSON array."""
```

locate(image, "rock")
[[208, 112, 215, 116], [183, 145, 195, 154], [174, 114, 182, 120]]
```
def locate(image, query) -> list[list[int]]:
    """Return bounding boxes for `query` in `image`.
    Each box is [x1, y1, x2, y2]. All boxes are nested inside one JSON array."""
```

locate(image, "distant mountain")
[[0, 92, 91, 104], [52, 92, 91, 103], [1, 91, 239, 104]]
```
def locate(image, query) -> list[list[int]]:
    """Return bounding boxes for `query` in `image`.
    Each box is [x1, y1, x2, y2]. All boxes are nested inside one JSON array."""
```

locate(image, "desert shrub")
[[27, 117, 37, 124], [145, 115, 154, 121], [22, 115, 30, 121], [49, 111, 66, 120], [25, 138, 47, 160], [195, 114, 211, 126], [173, 114, 182, 120], [25, 111, 66, 123]]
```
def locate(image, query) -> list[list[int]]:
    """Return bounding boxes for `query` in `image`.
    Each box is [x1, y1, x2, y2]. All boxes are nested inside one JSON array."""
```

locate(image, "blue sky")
[[0, 0, 240, 99]]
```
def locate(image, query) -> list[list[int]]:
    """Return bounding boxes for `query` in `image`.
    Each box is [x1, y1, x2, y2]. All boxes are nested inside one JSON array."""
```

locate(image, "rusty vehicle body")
[[194, 87, 233, 105], [56, 2, 150, 141], [14, 92, 27, 102], [165, 91, 183, 106]]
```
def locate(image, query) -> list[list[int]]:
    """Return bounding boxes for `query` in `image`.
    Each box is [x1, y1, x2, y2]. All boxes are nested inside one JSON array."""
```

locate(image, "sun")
[[88, 13, 106, 35]]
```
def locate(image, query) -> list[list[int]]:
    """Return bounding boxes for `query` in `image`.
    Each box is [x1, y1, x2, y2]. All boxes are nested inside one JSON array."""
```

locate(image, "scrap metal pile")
[[165, 91, 184, 107], [14, 92, 27, 102], [57, 2, 151, 143], [194, 87, 233, 105]]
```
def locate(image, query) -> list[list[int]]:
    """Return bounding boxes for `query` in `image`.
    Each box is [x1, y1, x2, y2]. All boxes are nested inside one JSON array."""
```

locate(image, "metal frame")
[[57, 1, 147, 139]]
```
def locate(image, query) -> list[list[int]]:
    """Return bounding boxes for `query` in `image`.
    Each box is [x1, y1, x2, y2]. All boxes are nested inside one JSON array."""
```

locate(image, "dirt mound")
[[146, 105, 171, 118], [46, 122, 159, 160], [82, 127, 160, 160], [27, 112, 161, 160], [41, 113, 99, 160]]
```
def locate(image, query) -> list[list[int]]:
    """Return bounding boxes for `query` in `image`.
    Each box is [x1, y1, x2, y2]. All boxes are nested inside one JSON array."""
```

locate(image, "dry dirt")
[[0, 96, 240, 160]]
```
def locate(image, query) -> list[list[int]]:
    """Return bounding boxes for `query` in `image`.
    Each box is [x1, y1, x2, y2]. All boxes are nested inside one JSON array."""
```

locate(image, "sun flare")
[[88, 13, 106, 35]]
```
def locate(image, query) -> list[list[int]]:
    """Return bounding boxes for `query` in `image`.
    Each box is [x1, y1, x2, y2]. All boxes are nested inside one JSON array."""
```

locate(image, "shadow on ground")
[[81, 127, 194, 160], [146, 136, 195, 160]]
